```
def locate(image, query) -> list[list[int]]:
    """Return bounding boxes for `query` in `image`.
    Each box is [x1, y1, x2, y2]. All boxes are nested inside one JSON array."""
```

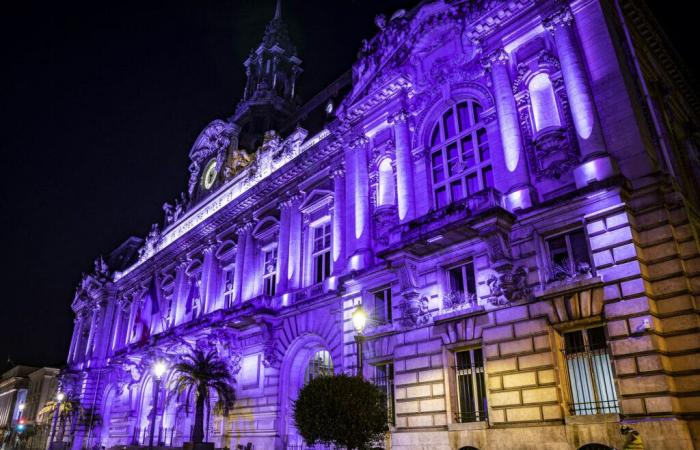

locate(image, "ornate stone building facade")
[[61, 0, 700, 449]]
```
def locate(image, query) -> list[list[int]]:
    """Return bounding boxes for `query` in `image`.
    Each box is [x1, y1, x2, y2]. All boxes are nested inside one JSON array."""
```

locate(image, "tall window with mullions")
[[563, 326, 619, 415], [454, 348, 487, 422], [374, 363, 395, 425]]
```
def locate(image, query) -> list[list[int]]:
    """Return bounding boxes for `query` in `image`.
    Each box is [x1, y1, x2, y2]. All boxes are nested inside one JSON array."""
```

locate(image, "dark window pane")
[[447, 143, 459, 176], [435, 187, 447, 208], [444, 109, 456, 139], [473, 102, 483, 123], [457, 102, 471, 131], [587, 327, 607, 350], [570, 229, 591, 266], [431, 124, 441, 146], [466, 262, 476, 293], [449, 267, 465, 293], [451, 181, 464, 202], [467, 173, 479, 195], [548, 235, 569, 266], [432, 152, 444, 183], [461, 136, 475, 168], [483, 166, 494, 189], [564, 330, 585, 353], [478, 129, 489, 161]]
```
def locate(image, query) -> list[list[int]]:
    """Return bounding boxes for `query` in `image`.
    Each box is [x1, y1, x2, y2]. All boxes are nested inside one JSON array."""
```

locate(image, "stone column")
[[349, 135, 372, 270], [67, 316, 82, 363], [344, 145, 357, 260], [390, 110, 416, 222], [233, 225, 250, 304], [275, 199, 292, 295], [84, 305, 100, 359], [242, 222, 258, 301], [545, 8, 615, 187], [94, 299, 115, 360], [171, 259, 189, 325], [331, 166, 346, 275], [201, 240, 221, 313], [287, 194, 304, 290], [483, 49, 533, 211]]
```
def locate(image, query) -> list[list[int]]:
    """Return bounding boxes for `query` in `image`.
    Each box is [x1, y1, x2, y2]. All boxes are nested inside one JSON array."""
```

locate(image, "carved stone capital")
[[236, 221, 255, 235], [481, 48, 509, 70], [544, 7, 574, 33], [203, 239, 218, 254], [388, 109, 409, 125], [348, 135, 370, 150], [331, 165, 346, 179]]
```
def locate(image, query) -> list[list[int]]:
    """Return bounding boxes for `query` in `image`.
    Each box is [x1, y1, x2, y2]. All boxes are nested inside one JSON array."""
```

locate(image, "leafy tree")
[[293, 374, 388, 450], [170, 349, 236, 444]]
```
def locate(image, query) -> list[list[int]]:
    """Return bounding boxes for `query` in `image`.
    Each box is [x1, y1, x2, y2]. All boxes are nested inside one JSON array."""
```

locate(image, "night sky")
[[0, 1, 696, 371]]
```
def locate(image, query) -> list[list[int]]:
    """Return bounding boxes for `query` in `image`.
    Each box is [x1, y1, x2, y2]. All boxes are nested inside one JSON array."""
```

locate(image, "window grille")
[[562, 326, 619, 415], [312, 223, 332, 284], [454, 348, 488, 422], [373, 363, 395, 425], [429, 101, 493, 209]]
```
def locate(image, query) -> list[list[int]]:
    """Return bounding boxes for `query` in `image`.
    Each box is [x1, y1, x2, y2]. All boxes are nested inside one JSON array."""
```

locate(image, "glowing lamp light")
[[153, 360, 167, 380], [17, 423, 25, 432], [18, 403, 25, 411], [352, 305, 368, 335], [56, 393, 65, 402]]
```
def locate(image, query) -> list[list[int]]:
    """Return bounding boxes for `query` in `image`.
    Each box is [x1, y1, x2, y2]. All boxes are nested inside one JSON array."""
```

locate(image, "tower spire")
[[274, 0, 282, 20]]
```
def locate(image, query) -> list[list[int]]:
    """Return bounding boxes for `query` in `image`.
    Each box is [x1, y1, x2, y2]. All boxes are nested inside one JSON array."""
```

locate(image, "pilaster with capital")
[[483, 48, 533, 210], [286, 192, 304, 290], [348, 135, 372, 268], [232, 223, 251, 305], [240, 221, 258, 301], [67, 315, 83, 364], [389, 109, 416, 222], [331, 166, 347, 275], [545, 7, 606, 160], [173, 258, 191, 326], [275, 198, 293, 295], [201, 240, 222, 313]]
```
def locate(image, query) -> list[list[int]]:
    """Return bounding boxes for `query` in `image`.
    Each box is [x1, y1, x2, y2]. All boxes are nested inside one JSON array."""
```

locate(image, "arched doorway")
[[98, 386, 116, 448], [458, 447, 479, 450], [279, 335, 335, 449], [579, 445, 614, 450]]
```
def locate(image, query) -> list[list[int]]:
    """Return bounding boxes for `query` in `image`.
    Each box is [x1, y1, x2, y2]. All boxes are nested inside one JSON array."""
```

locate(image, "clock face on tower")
[[202, 159, 218, 190]]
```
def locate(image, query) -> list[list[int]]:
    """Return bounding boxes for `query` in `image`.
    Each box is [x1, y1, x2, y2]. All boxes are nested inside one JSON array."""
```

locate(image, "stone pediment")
[[341, 0, 532, 118]]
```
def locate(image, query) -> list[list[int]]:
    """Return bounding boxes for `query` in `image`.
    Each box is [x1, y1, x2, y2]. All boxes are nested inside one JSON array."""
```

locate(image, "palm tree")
[[170, 348, 236, 444]]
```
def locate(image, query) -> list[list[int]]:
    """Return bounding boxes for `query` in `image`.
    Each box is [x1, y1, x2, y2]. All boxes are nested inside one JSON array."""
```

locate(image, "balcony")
[[377, 188, 512, 257]]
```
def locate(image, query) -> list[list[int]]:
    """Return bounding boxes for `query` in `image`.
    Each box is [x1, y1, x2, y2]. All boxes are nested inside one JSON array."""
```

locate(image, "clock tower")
[[232, 0, 302, 152]]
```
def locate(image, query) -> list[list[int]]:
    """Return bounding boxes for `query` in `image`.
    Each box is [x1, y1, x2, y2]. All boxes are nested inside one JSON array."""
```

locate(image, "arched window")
[[429, 101, 492, 209], [304, 350, 333, 384], [377, 158, 396, 206], [528, 73, 561, 132]]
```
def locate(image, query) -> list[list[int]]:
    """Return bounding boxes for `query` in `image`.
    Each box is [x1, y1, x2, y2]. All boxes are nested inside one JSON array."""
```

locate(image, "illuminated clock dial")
[[202, 159, 218, 190]]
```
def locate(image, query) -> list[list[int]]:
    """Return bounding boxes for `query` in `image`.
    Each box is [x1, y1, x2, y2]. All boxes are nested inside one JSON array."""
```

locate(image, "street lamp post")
[[49, 392, 65, 449], [149, 361, 167, 450], [352, 305, 368, 379]]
